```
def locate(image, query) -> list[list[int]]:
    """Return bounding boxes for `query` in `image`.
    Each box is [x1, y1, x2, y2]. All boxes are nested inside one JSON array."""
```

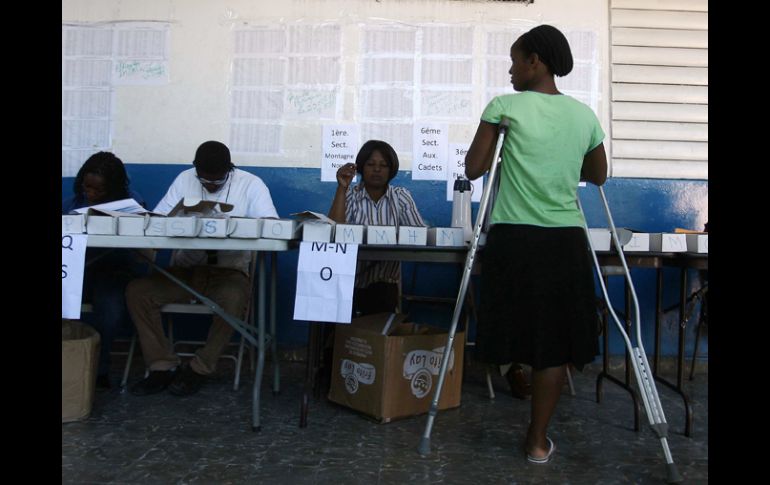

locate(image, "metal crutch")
[[578, 185, 682, 484], [418, 117, 510, 456]]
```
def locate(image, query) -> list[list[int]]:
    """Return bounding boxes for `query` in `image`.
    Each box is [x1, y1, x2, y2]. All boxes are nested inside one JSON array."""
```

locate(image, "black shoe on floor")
[[130, 369, 178, 396], [168, 364, 206, 396], [96, 374, 111, 390]]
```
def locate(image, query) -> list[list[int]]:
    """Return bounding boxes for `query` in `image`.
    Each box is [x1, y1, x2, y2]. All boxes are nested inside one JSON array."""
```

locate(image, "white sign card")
[[322, 124, 359, 182], [62, 233, 88, 319], [293, 241, 359, 323], [446, 143, 483, 202], [412, 123, 448, 181]]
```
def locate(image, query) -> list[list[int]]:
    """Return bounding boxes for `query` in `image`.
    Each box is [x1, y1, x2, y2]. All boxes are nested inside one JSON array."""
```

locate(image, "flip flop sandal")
[[526, 437, 555, 464]]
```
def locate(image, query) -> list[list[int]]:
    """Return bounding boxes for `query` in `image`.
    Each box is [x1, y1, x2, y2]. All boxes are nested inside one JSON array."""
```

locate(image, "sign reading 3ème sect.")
[[446, 142, 483, 202], [293, 241, 359, 323], [62, 233, 88, 319], [412, 123, 448, 181]]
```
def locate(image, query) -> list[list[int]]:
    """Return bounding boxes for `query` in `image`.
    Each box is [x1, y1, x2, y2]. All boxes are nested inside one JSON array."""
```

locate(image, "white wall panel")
[[612, 28, 707, 48], [613, 103, 707, 123], [609, 1, 708, 180], [612, 46, 707, 67], [611, 83, 707, 104], [612, 121, 707, 142]]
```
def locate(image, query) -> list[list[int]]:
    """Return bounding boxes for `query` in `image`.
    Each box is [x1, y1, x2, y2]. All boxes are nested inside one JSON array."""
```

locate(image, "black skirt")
[[476, 224, 599, 371]]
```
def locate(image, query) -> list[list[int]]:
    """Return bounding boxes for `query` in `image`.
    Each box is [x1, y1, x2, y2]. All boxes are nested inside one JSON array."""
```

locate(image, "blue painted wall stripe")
[[63, 165, 708, 358]]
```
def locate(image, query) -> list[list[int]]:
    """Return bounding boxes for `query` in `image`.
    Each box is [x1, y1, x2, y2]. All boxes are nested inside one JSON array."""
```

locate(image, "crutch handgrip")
[[499, 116, 510, 133]]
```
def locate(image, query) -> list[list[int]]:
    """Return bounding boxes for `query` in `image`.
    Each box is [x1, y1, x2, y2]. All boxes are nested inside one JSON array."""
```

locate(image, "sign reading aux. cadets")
[[294, 241, 359, 324], [62, 233, 88, 319]]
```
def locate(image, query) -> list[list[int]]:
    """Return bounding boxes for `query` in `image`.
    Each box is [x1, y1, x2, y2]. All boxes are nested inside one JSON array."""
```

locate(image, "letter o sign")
[[320, 267, 333, 281]]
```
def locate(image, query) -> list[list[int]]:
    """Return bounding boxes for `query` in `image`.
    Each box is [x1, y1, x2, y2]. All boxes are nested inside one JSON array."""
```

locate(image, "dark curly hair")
[[73, 151, 130, 202], [516, 24, 573, 77], [354, 140, 399, 182]]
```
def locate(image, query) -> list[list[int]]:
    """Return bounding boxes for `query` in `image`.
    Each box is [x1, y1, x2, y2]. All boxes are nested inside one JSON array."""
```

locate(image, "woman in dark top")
[[63, 152, 147, 388]]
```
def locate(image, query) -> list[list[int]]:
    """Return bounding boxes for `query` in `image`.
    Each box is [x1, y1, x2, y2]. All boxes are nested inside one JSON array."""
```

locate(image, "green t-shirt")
[[481, 91, 605, 228]]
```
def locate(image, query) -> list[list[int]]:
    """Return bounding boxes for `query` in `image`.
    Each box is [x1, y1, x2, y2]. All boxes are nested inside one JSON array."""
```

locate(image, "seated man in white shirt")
[[126, 140, 278, 396]]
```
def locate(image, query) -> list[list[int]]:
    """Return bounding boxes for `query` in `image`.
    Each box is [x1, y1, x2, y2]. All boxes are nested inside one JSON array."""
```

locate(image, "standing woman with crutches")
[[464, 24, 608, 464]]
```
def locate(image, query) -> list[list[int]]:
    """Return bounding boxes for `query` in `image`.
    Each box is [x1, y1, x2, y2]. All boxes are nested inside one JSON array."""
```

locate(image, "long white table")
[[86, 235, 295, 431]]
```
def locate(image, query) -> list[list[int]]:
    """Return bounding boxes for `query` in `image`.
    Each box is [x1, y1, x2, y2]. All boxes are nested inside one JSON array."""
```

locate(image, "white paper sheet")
[[360, 123, 412, 154], [288, 57, 341, 84], [232, 58, 287, 87], [62, 233, 88, 319], [361, 58, 414, 84], [285, 89, 337, 119], [62, 89, 112, 118], [422, 26, 473, 55], [412, 123, 448, 181], [421, 90, 473, 119], [293, 241, 358, 323], [113, 25, 170, 85], [235, 28, 286, 54], [63, 27, 113, 56], [62, 119, 111, 149], [288, 25, 341, 54], [361, 89, 413, 119], [62, 59, 113, 87], [421, 58, 473, 85], [231, 90, 284, 120], [72, 198, 146, 215], [230, 123, 282, 154], [362, 28, 416, 53]]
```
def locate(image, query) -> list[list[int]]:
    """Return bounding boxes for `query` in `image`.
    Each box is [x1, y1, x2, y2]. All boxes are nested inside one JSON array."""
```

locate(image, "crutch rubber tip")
[[666, 464, 683, 483], [251, 425, 261, 433], [417, 438, 431, 456]]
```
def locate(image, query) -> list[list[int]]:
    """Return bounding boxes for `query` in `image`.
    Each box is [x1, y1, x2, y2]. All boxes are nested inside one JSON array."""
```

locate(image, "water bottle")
[[451, 176, 473, 244]]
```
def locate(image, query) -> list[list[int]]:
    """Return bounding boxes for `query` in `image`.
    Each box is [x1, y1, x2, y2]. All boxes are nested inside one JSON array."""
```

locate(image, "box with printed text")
[[328, 313, 464, 423]]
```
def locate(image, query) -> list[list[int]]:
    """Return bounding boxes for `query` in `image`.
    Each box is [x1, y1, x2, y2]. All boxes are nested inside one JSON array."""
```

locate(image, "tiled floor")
[[62, 353, 708, 484]]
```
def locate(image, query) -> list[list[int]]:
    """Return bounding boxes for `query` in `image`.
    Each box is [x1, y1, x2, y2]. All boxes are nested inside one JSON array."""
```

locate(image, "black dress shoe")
[[130, 369, 178, 396], [168, 364, 206, 396], [505, 366, 532, 400]]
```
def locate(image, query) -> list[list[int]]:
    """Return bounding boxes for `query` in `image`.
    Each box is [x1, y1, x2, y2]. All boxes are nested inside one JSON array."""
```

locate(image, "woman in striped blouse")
[[328, 139, 425, 316]]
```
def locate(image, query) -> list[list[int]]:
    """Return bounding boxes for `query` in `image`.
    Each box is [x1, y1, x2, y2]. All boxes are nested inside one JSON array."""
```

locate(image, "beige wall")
[[63, 0, 609, 168]]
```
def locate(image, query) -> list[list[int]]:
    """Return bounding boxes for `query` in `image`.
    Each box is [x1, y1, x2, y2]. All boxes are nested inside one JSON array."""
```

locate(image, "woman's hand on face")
[[336, 163, 356, 189]]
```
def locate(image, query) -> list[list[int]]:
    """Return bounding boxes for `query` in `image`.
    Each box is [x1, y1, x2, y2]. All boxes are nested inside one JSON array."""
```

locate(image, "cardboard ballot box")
[[328, 313, 464, 423], [62, 320, 100, 423]]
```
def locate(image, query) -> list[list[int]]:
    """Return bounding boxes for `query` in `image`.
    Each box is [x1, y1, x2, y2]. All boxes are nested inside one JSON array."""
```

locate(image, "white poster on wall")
[[322, 124, 359, 182], [412, 123, 448, 181]]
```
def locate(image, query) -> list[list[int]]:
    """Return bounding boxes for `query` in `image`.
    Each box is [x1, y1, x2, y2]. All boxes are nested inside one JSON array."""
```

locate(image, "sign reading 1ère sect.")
[[62, 233, 88, 319]]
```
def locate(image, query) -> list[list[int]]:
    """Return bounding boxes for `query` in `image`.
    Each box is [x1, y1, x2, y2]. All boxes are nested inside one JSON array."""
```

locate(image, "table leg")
[[252, 252, 267, 432], [271, 252, 280, 396], [653, 267, 694, 437], [300, 323, 322, 428], [596, 272, 641, 432]]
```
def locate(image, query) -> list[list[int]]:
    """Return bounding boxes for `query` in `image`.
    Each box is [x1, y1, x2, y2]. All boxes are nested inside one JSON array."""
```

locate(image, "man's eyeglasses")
[[196, 171, 230, 186]]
